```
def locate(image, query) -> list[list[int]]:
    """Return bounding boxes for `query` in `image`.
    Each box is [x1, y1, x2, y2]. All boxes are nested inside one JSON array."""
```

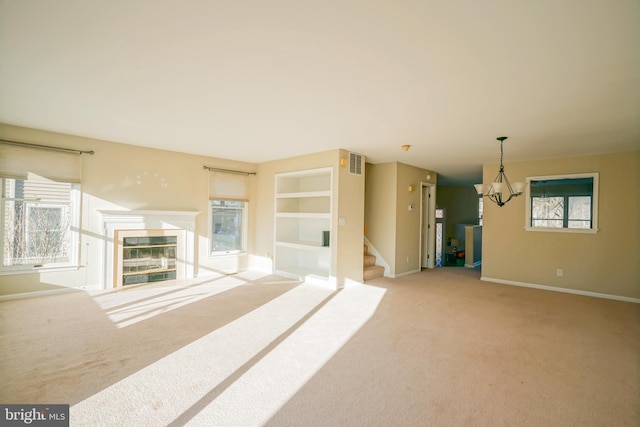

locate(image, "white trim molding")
[[481, 276, 640, 304], [99, 210, 199, 288], [524, 172, 599, 234], [392, 268, 422, 279]]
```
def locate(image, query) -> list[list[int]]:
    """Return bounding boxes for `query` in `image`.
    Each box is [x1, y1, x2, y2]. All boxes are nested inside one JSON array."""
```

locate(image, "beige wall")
[[0, 124, 258, 295], [0, 124, 364, 295], [1, 125, 366, 295], [5, 123, 634, 299], [365, 163, 397, 272], [482, 151, 639, 299], [336, 149, 365, 284], [365, 162, 435, 276], [395, 163, 433, 274]]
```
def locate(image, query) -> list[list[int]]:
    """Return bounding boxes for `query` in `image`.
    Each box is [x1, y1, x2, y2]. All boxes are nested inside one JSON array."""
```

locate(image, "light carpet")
[[1, 268, 638, 426]]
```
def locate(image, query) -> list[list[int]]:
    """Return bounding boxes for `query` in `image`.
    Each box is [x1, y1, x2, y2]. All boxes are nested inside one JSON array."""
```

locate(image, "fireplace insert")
[[122, 236, 177, 285]]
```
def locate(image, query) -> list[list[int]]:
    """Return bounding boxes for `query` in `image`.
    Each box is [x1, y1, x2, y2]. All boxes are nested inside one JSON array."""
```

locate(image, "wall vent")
[[349, 152, 363, 176]]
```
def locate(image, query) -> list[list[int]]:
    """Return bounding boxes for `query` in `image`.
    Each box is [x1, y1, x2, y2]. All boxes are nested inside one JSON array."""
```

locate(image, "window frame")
[[0, 177, 81, 273], [525, 172, 599, 234], [209, 200, 248, 256]]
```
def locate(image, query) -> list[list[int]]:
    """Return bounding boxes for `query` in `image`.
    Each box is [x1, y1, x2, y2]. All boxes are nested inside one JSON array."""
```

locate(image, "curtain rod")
[[203, 165, 256, 175], [0, 138, 94, 155]]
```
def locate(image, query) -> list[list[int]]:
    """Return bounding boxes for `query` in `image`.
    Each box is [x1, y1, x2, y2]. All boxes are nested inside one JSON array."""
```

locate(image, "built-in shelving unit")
[[274, 167, 333, 285]]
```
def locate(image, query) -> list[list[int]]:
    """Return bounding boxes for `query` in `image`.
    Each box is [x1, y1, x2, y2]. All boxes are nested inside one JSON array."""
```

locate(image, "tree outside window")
[[2, 177, 77, 268]]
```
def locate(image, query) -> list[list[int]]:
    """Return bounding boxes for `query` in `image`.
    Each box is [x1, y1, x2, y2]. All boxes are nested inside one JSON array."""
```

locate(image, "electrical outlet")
[[557, 268, 563, 277]]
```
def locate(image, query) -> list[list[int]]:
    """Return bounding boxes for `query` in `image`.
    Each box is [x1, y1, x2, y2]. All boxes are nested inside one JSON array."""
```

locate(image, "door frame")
[[419, 182, 436, 269]]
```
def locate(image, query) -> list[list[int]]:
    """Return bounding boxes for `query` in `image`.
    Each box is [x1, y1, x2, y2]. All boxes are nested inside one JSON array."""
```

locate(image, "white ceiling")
[[1, 1, 638, 185]]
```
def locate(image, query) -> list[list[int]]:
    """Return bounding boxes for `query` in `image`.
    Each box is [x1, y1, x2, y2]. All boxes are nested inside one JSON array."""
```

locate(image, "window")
[[1, 175, 80, 270], [210, 200, 247, 255], [526, 173, 598, 233], [478, 197, 483, 225]]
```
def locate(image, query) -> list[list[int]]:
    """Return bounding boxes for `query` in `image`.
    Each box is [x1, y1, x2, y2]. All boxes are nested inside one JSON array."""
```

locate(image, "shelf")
[[275, 216, 329, 245], [276, 190, 331, 198], [275, 240, 330, 250], [274, 167, 332, 283], [275, 167, 332, 194], [276, 212, 330, 219], [276, 193, 330, 214]]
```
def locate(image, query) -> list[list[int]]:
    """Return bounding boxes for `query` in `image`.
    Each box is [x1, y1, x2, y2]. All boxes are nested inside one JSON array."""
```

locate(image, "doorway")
[[420, 183, 436, 269]]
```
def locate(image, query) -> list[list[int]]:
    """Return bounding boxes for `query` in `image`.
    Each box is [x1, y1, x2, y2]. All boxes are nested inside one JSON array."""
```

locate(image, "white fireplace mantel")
[[99, 210, 199, 288]]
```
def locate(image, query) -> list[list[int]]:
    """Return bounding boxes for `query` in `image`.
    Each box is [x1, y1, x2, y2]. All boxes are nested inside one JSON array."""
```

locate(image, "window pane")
[[26, 206, 69, 262], [568, 196, 591, 229], [211, 201, 245, 253], [531, 196, 564, 228], [2, 178, 73, 267], [533, 219, 563, 228], [210, 200, 243, 208], [568, 220, 591, 229], [568, 196, 591, 219]]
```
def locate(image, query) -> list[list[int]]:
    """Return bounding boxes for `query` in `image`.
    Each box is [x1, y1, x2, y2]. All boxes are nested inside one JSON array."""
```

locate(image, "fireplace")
[[99, 210, 199, 288]]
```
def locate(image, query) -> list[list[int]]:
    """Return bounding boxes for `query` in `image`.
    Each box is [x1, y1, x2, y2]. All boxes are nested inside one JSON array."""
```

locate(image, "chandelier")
[[474, 136, 525, 207]]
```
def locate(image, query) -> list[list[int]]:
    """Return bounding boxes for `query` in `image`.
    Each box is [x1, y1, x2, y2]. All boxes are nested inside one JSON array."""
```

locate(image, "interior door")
[[421, 183, 435, 269]]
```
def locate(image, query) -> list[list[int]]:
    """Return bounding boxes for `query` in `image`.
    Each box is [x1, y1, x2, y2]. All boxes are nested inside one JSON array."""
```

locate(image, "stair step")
[[364, 254, 376, 267], [363, 265, 385, 281]]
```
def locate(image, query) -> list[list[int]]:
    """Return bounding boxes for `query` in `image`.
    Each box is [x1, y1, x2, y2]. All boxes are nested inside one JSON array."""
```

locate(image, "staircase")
[[363, 244, 385, 281]]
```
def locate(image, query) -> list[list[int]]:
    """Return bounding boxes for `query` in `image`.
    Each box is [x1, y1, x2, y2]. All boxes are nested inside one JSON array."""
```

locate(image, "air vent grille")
[[349, 152, 363, 176]]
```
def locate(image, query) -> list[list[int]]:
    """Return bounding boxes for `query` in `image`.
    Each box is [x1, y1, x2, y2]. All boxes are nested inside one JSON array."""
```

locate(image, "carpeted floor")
[[1, 268, 638, 426]]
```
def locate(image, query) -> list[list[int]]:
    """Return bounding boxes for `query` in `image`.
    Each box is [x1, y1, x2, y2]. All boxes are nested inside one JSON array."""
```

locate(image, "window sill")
[[525, 227, 599, 234], [0, 265, 81, 276]]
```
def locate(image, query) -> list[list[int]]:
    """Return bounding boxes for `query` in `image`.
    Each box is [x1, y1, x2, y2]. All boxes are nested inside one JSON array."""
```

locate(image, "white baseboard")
[[392, 268, 422, 278], [481, 276, 640, 304]]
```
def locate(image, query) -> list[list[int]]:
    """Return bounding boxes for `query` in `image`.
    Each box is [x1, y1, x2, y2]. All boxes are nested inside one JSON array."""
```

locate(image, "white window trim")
[[524, 172, 599, 233], [209, 200, 248, 256], [0, 182, 81, 273]]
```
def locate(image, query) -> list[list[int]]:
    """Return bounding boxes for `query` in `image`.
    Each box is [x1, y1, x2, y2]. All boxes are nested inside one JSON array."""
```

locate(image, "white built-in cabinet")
[[274, 167, 333, 285]]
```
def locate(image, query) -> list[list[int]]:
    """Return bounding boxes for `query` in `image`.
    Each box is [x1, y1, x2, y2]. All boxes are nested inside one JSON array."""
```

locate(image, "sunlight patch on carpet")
[[70, 282, 333, 425], [185, 284, 387, 426], [89, 273, 266, 328]]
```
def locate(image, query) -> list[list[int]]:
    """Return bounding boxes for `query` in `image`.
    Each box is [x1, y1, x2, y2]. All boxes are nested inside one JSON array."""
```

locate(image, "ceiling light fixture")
[[474, 136, 524, 207], [401, 145, 411, 152]]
